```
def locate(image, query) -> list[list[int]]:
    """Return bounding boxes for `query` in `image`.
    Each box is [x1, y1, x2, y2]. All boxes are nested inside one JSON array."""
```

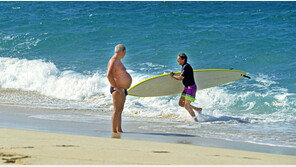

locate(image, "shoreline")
[[0, 127, 295, 165], [0, 104, 295, 158]]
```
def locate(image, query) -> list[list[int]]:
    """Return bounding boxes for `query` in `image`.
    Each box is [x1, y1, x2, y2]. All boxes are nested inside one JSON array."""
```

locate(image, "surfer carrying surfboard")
[[170, 53, 202, 122]]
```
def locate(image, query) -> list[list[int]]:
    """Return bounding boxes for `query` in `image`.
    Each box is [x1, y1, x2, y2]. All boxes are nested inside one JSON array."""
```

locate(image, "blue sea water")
[[0, 2, 295, 148]]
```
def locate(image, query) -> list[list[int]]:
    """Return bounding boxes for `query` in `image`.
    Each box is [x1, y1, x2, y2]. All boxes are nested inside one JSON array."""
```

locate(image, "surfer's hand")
[[170, 72, 175, 77]]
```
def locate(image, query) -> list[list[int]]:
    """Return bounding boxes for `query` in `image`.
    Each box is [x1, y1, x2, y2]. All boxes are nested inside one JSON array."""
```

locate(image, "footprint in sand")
[[55, 145, 79, 147], [152, 151, 170, 153], [0, 153, 30, 164]]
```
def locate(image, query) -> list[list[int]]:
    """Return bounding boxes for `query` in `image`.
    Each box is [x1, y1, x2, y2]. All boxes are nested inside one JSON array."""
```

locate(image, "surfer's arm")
[[170, 72, 184, 80]]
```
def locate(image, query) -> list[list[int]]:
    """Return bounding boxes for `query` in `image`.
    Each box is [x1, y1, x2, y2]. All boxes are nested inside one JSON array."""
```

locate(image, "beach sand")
[[0, 128, 295, 165]]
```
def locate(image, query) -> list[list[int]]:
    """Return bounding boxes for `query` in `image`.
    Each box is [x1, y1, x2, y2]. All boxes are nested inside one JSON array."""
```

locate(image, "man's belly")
[[115, 72, 132, 90]]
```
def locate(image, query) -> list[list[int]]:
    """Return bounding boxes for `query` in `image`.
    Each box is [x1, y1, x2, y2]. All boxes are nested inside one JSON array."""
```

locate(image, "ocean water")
[[0, 2, 296, 148]]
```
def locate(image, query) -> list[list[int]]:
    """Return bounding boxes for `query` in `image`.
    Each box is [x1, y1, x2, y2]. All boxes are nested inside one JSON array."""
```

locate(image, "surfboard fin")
[[242, 74, 251, 79]]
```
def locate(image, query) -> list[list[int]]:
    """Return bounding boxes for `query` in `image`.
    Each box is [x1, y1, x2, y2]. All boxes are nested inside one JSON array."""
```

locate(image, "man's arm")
[[170, 72, 184, 80], [107, 60, 122, 94]]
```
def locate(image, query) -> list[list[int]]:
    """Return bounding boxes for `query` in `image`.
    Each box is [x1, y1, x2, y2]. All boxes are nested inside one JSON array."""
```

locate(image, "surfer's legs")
[[179, 95, 202, 115], [184, 100, 195, 117], [112, 91, 126, 133], [184, 100, 199, 122], [179, 94, 196, 117], [179, 95, 185, 107]]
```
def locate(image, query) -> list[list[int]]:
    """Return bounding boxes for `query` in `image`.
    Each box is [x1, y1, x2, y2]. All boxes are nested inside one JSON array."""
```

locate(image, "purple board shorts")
[[181, 85, 197, 102]]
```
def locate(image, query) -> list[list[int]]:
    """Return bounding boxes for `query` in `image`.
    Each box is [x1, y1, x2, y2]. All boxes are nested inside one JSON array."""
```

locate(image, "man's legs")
[[112, 91, 126, 133]]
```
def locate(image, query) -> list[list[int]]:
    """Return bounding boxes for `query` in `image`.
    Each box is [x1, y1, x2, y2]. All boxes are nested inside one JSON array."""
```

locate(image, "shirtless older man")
[[107, 44, 132, 133]]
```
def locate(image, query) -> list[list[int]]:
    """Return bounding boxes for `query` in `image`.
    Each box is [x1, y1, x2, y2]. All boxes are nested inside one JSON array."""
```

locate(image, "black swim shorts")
[[110, 86, 128, 96]]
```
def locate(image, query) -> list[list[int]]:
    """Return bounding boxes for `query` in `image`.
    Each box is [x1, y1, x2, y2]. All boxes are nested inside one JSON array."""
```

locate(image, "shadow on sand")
[[197, 114, 249, 123], [125, 132, 197, 137]]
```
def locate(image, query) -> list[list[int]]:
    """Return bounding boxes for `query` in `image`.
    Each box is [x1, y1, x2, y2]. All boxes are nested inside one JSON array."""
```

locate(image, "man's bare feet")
[[111, 132, 121, 139]]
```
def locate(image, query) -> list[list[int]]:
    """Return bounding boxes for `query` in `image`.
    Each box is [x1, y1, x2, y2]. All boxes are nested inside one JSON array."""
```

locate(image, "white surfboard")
[[128, 69, 248, 97]]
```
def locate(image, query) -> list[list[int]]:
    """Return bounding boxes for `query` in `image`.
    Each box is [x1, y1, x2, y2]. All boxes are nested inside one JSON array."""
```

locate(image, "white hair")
[[114, 44, 126, 53]]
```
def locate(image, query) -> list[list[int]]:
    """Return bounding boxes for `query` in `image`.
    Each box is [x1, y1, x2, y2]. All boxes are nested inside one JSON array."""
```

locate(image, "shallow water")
[[0, 1, 295, 149]]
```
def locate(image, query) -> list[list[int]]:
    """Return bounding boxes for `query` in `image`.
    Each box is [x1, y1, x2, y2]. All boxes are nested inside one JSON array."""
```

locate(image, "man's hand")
[[114, 87, 123, 94], [170, 72, 175, 77]]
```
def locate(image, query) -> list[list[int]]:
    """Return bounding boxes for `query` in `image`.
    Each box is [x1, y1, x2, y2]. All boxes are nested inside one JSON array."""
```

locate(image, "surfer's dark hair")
[[178, 53, 187, 63]]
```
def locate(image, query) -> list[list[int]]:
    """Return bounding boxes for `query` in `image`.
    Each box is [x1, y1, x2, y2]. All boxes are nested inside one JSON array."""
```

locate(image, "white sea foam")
[[253, 73, 277, 87], [0, 57, 108, 101], [3, 35, 16, 41], [0, 57, 295, 124]]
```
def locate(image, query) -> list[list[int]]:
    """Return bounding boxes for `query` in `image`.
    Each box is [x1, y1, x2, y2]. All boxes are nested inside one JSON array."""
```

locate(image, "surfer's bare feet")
[[193, 117, 198, 122], [192, 116, 198, 122], [196, 108, 202, 114], [192, 106, 202, 114]]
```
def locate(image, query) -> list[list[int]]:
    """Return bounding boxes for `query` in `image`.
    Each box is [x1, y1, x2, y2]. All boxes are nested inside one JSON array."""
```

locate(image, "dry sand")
[[0, 127, 295, 165]]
